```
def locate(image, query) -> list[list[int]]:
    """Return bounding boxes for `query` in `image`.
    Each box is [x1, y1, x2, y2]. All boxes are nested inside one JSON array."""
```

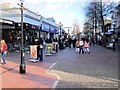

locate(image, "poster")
[[30, 45, 37, 59]]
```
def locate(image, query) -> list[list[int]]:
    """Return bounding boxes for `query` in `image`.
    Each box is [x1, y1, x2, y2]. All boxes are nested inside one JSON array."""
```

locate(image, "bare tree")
[[85, 1, 116, 46], [83, 22, 90, 36]]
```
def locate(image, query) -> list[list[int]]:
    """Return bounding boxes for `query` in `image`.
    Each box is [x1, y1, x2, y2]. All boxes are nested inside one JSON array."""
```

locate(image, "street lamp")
[[59, 22, 63, 50], [39, 15, 42, 39], [19, 0, 26, 73], [68, 29, 70, 38]]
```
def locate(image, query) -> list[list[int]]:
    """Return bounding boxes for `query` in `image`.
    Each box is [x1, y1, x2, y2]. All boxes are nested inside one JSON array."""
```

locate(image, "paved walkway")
[[0, 45, 119, 89], [47, 45, 119, 88], [0, 52, 58, 88]]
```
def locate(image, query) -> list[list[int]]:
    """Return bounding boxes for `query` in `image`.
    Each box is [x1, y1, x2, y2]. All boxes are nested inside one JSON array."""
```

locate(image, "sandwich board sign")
[[29, 45, 39, 62]]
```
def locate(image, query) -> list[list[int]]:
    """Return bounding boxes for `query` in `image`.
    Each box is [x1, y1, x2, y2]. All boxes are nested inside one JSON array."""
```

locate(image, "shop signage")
[[3, 20, 13, 24], [42, 23, 49, 32], [0, 19, 13, 25]]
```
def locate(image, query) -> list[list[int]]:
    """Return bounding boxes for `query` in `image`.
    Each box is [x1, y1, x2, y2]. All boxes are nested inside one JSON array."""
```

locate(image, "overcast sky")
[[0, 0, 119, 32]]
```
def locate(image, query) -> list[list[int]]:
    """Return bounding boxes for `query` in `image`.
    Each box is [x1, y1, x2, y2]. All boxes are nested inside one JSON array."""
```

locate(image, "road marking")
[[47, 51, 65, 88], [46, 72, 60, 89], [49, 63, 56, 69]]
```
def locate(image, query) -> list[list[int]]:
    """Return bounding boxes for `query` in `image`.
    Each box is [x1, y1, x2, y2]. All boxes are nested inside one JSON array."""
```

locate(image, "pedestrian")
[[79, 38, 84, 54], [84, 39, 90, 54], [0, 39, 8, 64], [72, 37, 76, 48], [75, 39, 80, 54], [68, 38, 72, 48], [112, 38, 115, 51]]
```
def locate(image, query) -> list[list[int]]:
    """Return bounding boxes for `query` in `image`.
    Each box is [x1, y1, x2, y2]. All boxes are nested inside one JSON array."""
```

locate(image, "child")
[[79, 39, 84, 54], [84, 40, 90, 54], [75, 39, 80, 54]]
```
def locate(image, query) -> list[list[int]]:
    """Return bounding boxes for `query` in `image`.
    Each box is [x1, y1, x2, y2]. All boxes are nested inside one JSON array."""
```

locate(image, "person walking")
[[84, 39, 90, 54], [75, 39, 80, 54], [68, 38, 72, 48], [72, 37, 76, 48], [79, 38, 84, 54], [0, 39, 8, 64]]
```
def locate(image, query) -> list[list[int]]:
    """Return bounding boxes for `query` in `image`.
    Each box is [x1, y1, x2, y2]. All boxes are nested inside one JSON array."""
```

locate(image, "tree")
[[83, 22, 90, 36], [85, 1, 116, 46]]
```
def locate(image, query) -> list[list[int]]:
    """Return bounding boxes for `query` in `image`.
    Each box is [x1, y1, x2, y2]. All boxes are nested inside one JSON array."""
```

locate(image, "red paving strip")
[[0, 61, 19, 74], [1, 61, 57, 88]]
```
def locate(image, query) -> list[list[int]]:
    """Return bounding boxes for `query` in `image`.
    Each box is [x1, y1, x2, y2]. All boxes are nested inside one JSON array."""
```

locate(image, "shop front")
[[41, 22, 50, 40], [15, 22, 40, 44], [0, 18, 15, 43], [49, 25, 59, 39]]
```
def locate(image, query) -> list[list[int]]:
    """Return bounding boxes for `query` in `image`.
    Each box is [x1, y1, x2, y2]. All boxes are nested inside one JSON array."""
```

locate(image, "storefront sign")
[[3, 20, 13, 24], [50, 26, 59, 33], [42, 23, 49, 32]]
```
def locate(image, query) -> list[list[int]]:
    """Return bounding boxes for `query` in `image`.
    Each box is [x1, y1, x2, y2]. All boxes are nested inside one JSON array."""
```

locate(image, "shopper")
[[68, 38, 72, 48], [84, 39, 90, 54], [79, 39, 84, 54], [0, 39, 8, 64], [72, 37, 76, 48], [75, 39, 80, 54]]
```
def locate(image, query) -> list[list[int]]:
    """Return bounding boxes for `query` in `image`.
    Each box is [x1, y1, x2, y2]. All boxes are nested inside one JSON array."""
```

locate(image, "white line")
[[49, 63, 56, 69], [46, 73, 60, 89]]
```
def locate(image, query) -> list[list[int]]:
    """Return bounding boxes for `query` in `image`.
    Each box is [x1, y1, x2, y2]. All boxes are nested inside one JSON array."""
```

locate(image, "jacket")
[[1, 43, 8, 52]]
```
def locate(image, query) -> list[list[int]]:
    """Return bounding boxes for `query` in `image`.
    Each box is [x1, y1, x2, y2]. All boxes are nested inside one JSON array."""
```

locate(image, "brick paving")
[[0, 45, 119, 89], [2, 63, 57, 88], [47, 45, 119, 88], [0, 51, 58, 88]]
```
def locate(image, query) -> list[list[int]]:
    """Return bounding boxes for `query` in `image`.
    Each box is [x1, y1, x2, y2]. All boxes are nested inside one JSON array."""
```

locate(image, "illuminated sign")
[[0, 19, 13, 24], [3, 20, 13, 24]]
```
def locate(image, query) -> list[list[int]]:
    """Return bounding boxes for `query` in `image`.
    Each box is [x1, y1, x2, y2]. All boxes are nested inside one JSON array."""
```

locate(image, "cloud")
[[45, 3, 61, 11]]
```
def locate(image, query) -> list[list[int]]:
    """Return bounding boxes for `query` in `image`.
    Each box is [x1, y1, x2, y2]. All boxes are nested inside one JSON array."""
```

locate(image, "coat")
[[1, 43, 8, 52]]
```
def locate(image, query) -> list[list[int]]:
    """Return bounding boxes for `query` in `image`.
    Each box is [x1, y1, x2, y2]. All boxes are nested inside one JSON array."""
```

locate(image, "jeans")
[[1, 52, 6, 64], [79, 46, 84, 54]]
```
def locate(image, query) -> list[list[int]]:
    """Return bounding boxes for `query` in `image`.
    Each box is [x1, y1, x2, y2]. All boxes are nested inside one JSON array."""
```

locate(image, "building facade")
[[0, 7, 60, 44]]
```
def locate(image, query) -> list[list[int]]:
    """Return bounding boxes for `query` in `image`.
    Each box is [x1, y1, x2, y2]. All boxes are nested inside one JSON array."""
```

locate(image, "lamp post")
[[68, 29, 70, 38], [59, 22, 63, 50], [39, 15, 42, 39], [19, 0, 26, 73]]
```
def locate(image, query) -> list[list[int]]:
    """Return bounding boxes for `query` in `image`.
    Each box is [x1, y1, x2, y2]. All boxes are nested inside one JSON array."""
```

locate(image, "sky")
[[0, 0, 119, 32], [0, 0, 90, 32]]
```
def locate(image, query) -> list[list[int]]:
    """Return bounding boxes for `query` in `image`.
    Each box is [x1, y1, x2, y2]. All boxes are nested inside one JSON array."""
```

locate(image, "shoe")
[[1, 63, 5, 65]]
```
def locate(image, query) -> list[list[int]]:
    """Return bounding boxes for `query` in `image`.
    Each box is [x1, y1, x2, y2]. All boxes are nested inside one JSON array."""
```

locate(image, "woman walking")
[[1, 39, 8, 64]]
